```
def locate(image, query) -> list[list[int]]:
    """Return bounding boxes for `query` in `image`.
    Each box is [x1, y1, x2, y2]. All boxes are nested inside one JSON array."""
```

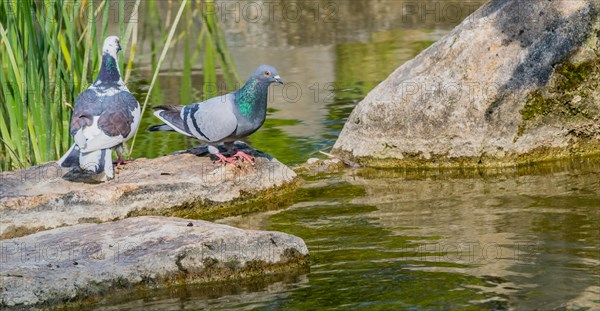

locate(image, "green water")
[[103, 1, 600, 309], [98, 159, 600, 310]]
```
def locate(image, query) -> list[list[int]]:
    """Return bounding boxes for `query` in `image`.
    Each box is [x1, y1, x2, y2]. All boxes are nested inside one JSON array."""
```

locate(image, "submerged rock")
[[0, 216, 308, 308], [0, 143, 297, 239], [333, 0, 600, 167]]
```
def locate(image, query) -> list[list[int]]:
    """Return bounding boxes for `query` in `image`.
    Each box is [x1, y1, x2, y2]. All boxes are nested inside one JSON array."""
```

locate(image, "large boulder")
[[0, 144, 297, 239], [333, 0, 600, 167], [0, 216, 308, 308]]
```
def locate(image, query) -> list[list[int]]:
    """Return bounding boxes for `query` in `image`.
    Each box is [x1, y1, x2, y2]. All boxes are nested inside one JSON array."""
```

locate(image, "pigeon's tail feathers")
[[148, 124, 175, 132], [57, 144, 81, 167], [152, 105, 181, 113], [152, 105, 193, 137], [79, 148, 114, 179], [58, 143, 114, 180]]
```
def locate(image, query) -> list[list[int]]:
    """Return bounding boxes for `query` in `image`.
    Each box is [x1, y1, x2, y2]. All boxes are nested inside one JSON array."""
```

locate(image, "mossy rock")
[[333, 0, 600, 168]]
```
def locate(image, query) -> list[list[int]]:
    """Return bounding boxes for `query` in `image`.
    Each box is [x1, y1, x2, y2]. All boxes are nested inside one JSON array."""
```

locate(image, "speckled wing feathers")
[[69, 88, 139, 152]]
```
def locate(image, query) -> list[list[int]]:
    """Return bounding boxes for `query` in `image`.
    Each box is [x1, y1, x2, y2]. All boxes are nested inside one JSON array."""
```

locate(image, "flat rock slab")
[[0, 216, 309, 308], [0, 144, 297, 238]]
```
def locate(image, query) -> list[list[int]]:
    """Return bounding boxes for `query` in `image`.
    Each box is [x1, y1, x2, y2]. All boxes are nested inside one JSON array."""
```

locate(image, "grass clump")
[[0, 0, 239, 170]]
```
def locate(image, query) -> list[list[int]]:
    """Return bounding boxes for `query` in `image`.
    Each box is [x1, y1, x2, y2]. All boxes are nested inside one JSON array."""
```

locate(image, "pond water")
[[98, 159, 600, 310], [102, 1, 600, 309]]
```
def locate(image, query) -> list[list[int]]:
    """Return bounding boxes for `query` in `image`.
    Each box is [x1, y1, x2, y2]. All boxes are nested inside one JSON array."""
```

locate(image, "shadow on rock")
[[178, 141, 275, 161]]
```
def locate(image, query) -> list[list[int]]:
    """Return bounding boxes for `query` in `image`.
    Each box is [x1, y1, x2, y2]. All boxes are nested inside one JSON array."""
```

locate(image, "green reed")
[[127, 0, 240, 155], [0, 0, 239, 170]]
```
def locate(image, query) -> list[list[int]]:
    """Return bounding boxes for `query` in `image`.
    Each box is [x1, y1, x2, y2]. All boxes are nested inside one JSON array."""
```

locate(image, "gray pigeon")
[[149, 65, 283, 164], [57, 36, 141, 180]]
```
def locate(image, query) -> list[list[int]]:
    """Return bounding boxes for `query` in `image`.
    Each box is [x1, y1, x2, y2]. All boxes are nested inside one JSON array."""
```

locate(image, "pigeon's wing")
[[152, 105, 194, 137], [70, 88, 140, 152], [70, 89, 97, 136], [96, 90, 140, 139], [182, 94, 238, 143]]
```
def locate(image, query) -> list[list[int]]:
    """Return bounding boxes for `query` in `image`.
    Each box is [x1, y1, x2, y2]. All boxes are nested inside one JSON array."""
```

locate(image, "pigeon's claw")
[[233, 151, 255, 165], [214, 152, 237, 166], [113, 152, 133, 166], [114, 159, 133, 166]]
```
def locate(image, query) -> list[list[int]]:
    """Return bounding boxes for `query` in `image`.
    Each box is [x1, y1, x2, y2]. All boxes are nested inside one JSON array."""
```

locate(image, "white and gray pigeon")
[[57, 36, 141, 180], [149, 65, 283, 164]]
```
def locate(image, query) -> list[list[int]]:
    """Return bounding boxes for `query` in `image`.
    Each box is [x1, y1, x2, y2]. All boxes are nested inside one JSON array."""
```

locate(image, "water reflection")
[[94, 158, 599, 310], [217, 158, 599, 310], [350, 158, 600, 309]]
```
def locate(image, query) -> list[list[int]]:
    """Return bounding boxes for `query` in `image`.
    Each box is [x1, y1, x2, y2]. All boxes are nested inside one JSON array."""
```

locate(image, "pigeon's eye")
[[264, 71, 270, 76]]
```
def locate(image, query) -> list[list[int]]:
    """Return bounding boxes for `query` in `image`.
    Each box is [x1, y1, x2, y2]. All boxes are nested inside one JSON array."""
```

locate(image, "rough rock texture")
[[0, 216, 309, 308], [0, 144, 297, 239], [333, 0, 600, 167]]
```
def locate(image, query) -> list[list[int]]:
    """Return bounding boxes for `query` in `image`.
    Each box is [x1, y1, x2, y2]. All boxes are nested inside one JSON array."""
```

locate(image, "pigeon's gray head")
[[252, 65, 283, 85], [102, 36, 122, 58]]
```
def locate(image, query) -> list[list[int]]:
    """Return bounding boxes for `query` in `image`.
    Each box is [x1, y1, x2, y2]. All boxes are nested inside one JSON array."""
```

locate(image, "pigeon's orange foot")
[[114, 159, 133, 166], [114, 153, 133, 166], [233, 151, 255, 165], [214, 153, 237, 166]]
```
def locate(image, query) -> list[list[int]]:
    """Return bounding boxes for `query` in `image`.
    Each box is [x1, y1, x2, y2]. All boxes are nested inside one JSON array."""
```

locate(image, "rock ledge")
[[0, 216, 309, 308], [0, 145, 297, 239]]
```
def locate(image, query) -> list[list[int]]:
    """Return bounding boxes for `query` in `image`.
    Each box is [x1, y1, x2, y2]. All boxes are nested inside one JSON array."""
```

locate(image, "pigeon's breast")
[[232, 114, 266, 139]]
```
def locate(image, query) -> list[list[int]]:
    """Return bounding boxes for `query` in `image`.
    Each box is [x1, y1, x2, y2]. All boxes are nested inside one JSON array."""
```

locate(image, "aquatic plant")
[[0, 0, 239, 170]]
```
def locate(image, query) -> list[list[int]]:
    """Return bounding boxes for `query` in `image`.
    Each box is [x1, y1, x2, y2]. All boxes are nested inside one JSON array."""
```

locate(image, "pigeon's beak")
[[274, 75, 283, 84], [117, 44, 122, 53]]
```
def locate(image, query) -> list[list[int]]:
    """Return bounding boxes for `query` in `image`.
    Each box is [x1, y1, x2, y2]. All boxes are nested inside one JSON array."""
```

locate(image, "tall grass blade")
[[0, 23, 23, 95], [127, 0, 188, 155]]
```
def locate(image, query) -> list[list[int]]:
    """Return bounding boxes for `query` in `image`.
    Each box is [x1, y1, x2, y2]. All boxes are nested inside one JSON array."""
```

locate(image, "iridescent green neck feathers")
[[235, 78, 269, 118]]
